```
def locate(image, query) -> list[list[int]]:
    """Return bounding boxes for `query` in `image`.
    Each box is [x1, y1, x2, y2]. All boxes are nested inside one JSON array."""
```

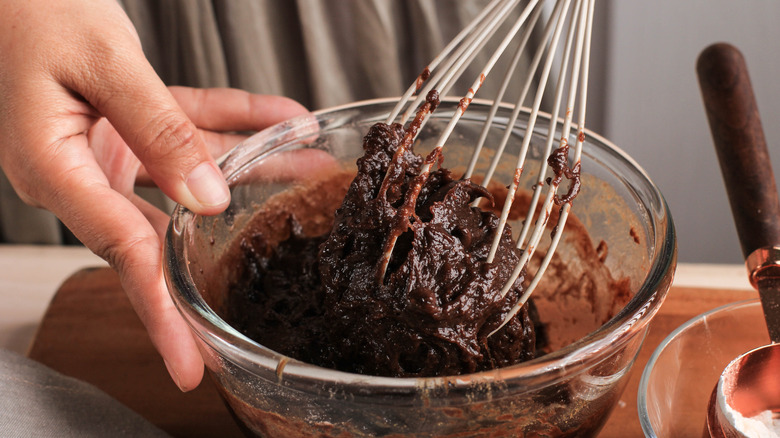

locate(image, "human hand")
[[0, 0, 308, 390]]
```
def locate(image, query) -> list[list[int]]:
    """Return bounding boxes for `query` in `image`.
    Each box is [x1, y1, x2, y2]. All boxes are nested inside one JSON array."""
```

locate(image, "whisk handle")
[[697, 42, 780, 259]]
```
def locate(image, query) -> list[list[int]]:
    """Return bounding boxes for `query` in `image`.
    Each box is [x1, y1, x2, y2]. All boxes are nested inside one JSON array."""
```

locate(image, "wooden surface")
[[27, 267, 757, 437], [27, 268, 244, 438]]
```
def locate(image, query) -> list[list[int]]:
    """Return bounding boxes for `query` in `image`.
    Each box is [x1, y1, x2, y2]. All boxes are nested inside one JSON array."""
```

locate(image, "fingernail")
[[185, 162, 230, 208], [164, 359, 189, 392]]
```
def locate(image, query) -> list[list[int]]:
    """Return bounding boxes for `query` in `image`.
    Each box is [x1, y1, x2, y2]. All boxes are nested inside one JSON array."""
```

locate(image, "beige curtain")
[[120, 0, 495, 107]]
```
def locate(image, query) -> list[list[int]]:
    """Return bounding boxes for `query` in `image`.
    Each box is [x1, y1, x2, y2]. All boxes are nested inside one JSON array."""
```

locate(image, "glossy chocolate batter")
[[227, 92, 542, 378]]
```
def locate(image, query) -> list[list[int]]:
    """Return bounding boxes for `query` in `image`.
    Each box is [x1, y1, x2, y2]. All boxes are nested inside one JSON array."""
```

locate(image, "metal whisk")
[[378, 0, 594, 333]]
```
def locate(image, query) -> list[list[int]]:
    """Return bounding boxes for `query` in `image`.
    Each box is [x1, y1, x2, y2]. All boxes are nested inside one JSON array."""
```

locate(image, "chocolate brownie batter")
[[227, 91, 545, 378]]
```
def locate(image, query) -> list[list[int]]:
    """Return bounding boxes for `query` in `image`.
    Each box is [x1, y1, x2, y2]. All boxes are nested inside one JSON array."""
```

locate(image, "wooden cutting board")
[[27, 267, 756, 437]]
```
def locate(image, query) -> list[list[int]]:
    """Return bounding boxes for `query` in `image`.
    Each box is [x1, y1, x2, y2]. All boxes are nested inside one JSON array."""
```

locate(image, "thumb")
[[58, 35, 230, 215]]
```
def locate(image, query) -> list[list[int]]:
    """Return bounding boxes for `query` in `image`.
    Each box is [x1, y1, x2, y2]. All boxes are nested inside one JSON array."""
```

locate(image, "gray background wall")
[[591, 1, 780, 264]]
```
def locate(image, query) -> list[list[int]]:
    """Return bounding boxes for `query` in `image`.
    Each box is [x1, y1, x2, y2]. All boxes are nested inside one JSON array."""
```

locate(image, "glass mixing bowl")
[[638, 299, 769, 437], [164, 98, 676, 437]]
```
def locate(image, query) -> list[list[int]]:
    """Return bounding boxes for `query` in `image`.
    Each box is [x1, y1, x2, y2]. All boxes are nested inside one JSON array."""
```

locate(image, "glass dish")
[[638, 299, 770, 437], [164, 98, 677, 437]]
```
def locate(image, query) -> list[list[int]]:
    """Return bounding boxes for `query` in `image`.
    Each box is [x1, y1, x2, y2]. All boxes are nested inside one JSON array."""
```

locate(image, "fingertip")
[[180, 161, 231, 215], [159, 325, 205, 392], [164, 351, 205, 392], [270, 95, 310, 121]]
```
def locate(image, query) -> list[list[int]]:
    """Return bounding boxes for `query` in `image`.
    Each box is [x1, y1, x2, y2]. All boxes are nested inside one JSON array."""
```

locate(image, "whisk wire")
[[486, 0, 575, 263], [377, 0, 540, 280], [387, 0, 526, 126], [511, 0, 584, 252], [376, 0, 594, 329], [464, 2, 549, 180], [493, 0, 595, 334], [384, 0, 507, 124]]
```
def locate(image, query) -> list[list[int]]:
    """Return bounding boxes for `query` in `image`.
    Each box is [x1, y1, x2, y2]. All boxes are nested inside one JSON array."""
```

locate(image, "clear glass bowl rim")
[[165, 97, 677, 401], [637, 298, 761, 437]]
